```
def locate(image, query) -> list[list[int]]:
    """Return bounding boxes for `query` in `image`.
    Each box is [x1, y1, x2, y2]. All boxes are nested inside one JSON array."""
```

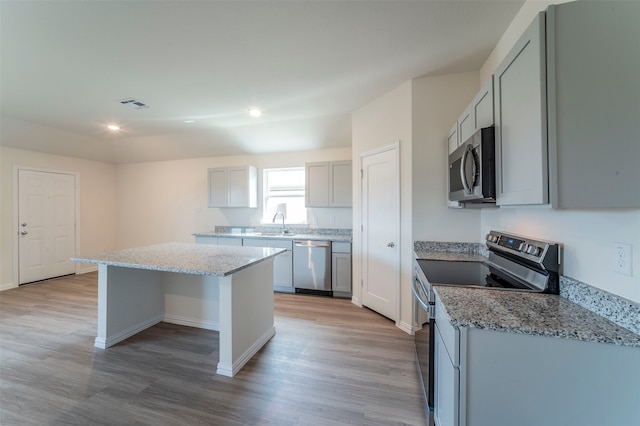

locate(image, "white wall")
[[115, 148, 352, 249], [0, 147, 118, 288], [411, 71, 480, 242], [352, 81, 413, 329], [478, 0, 640, 303]]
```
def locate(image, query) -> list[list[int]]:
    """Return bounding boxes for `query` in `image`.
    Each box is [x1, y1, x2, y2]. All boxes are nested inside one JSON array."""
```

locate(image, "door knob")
[[21, 231, 28, 236], [387, 242, 395, 248], [21, 223, 27, 227]]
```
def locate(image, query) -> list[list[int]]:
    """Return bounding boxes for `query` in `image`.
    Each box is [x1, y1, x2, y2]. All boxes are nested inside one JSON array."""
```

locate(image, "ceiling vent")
[[119, 98, 149, 109]]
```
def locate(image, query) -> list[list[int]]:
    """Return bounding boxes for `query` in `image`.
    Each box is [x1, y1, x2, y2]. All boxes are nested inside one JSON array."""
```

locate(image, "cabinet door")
[[227, 167, 248, 207], [208, 168, 228, 207], [227, 166, 257, 208], [494, 13, 548, 206], [434, 322, 460, 426], [194, 236, 218, 245], [305, 162, 329, 207], [458, 109, 473, 144], [473, 77, 494, 130], [331, 252, 351, 293], [447, 123, 459, 154], [217, 237, 242, 246], [329, 161, 352, 207], [273, 250, 293, 288]]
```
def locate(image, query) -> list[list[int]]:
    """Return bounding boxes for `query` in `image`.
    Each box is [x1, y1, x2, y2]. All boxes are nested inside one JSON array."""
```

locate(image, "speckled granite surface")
[[560, 276, 640, 336], [72, 243, 285, 277], [416, 240, 640, 342], [434, 286, 640, 348], [195, 226, 352, 242], [414, 241, 488, 260]]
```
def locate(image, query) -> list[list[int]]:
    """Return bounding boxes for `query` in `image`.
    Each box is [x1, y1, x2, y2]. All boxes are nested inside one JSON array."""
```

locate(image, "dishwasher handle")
[[294, 240, 331, 248]]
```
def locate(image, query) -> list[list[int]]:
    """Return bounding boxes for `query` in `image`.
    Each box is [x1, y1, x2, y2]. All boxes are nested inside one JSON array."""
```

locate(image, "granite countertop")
[[434, 285, 640, 348], [414, 241, 487, 262], [195, 231, 352, 242], [71, 242, 285, 277]]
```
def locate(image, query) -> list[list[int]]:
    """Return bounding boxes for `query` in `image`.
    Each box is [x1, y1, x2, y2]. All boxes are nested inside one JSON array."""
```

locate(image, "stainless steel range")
[[412, 231, 561, 423]]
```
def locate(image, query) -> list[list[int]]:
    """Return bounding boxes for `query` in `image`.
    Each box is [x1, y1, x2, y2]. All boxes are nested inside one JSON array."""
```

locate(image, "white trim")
[[358, 142, 401, 324], [216, 326, 276, 377], [12, 165, 81, 285], [94, 315, 164, 349], [163, 315, 219, 331], [0, 282, 17, 291]]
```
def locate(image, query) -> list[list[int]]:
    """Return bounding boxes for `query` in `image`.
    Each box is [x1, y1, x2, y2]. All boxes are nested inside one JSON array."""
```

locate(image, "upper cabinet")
[[305, 161, 352, 207], [494, 13, 548, 206], [459, 77, 494, 144], [208, 166, 257, 208], [495, 1, 640, 208], [446, 77, 495, 208]]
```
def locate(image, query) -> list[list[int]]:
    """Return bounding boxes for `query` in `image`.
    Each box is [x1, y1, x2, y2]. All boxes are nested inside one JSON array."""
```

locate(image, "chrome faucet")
[[272, 211, 286, 233]]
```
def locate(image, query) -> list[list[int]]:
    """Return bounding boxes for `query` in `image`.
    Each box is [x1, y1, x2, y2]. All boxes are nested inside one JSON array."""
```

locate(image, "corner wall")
[[352, 81, 413, 329]]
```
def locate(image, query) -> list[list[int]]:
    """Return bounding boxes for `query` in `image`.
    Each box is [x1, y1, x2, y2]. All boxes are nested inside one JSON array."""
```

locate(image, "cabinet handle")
[[387, 242, 395, 248]]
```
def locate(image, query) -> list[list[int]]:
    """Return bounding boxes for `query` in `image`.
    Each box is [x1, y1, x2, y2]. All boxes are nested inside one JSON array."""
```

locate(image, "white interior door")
[[18, 170, 76, 284], [361, 145, 399, 321]]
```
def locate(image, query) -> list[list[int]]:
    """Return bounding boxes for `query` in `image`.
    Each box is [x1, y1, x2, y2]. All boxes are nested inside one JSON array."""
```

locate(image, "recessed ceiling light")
[[107, 124, 121, 131], [184, 120, 195, 123], [248, 108, 262, 118]]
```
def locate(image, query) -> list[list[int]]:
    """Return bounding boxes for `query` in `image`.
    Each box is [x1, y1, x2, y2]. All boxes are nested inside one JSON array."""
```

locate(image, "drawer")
[[332, 242, 351, 254], [435, 295, 459, 367], [243, 238, 292, 250]]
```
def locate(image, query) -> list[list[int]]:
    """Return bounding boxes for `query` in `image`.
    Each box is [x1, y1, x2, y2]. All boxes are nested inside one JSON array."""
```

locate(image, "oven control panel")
[[485, 231, 560, 273]]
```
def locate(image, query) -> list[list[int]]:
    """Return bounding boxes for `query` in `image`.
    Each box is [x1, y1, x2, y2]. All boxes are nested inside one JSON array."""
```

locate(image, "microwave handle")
[[461, 145, 473, 193]]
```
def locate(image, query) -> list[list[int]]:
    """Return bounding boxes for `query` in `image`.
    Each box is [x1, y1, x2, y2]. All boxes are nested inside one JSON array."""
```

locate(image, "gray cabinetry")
[[494, 1, 640, 207], [447, 77, 494, 209], [331, 242, 351, 297], [208, 166, 257, 208], [243, 238, 293, 292], [433, 293, 639, 426], [216, 237, 243, 246], [305, 161, 352, 207], [494, 13, 548, 206], [194, 235, 218, 245]]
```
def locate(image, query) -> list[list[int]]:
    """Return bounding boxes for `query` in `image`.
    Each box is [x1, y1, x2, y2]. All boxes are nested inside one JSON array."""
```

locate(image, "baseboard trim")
[[163, 315, 219, 331], [397, 320, 416, 335], [94, 315, 164, 349], [0, 282, 17, 291], [216, 326, 276, 377]]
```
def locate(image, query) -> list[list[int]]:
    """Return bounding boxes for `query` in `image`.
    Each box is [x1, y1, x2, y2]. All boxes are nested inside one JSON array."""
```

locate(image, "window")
[[262, 167, 306, 224]]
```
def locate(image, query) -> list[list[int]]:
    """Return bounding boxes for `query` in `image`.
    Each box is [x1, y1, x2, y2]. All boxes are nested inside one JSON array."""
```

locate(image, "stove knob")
[[519, 242, 527, 252], [527, 245, 539, 256]]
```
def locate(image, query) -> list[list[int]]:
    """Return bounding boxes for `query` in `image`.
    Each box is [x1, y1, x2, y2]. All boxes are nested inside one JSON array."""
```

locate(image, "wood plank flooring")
[[0, 272, 427, 425]]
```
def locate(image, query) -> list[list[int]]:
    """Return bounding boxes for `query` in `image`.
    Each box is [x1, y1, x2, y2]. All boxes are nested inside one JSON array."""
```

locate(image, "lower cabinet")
[[242, 238, 293, 293], [331, 242, 351, 297], [194, 236, 218, 245], [433, 293, 640, 426]]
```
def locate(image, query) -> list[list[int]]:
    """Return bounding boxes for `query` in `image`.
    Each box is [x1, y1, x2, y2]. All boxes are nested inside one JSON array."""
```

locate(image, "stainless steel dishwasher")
[[293, 240, 332, 293]]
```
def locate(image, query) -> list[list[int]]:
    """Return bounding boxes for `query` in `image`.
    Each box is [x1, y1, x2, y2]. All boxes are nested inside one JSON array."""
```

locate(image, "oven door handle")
[[412, 276, 432, 311]]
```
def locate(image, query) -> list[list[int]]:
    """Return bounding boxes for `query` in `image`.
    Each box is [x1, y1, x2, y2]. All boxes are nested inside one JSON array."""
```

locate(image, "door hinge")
[[360, 169, 363, 178], [361, 224, 364, 232]]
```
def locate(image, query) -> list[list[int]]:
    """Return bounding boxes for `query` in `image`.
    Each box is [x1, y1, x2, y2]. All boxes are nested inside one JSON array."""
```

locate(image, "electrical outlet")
[[613, 242, 632, 276]]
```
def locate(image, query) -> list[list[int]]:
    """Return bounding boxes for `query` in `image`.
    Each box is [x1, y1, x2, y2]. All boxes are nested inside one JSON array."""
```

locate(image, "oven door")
[[413, 267, 435, 421]]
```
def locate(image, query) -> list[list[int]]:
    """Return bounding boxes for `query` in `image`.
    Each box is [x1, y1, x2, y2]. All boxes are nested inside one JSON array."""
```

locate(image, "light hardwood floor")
[[0, 272, 427, 425]]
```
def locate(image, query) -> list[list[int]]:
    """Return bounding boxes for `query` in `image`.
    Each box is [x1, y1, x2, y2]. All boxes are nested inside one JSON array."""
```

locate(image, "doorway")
[[17, 169, 77, 284], [360, 143, 400, 321]]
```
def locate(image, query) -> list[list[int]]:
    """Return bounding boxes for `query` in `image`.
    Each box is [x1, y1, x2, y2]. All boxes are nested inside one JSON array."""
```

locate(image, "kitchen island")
[[72, 242, 284, 377]]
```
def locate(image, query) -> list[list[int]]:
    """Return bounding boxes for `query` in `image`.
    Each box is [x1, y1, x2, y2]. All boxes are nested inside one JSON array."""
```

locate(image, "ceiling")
[[0, 0, 523, 164]]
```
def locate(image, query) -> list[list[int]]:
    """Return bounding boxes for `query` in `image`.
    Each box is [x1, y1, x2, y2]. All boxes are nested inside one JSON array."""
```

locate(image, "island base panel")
[[95, 265, 164, 349], [217, 259, 276, 377]]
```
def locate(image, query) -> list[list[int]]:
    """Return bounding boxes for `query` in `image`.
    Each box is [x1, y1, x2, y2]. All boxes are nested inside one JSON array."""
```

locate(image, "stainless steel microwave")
[[448, 126, 496, 204]]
